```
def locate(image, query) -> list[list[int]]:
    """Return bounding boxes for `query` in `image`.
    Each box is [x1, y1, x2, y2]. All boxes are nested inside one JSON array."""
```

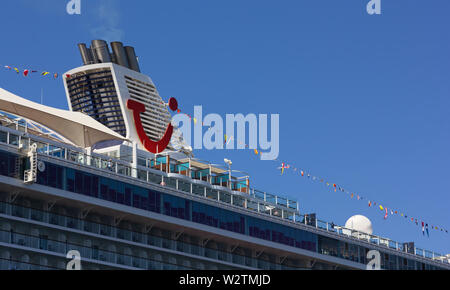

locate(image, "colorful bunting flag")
[[276, 162, 448, 233], [1, 64, 63, 80]]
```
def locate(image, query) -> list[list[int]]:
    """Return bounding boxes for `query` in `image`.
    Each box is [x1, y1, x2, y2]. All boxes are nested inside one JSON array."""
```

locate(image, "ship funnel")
[[91, 40, 112, 63], [78, 43, 93, 65], [111, 42, 130, 68], [125, 46, 141, 73]]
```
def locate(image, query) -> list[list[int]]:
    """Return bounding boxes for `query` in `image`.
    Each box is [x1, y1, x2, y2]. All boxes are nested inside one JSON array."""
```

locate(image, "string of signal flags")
[[277, 162, 448, 237], [3, 66, 446, 238], [2, 65, 70, 79]]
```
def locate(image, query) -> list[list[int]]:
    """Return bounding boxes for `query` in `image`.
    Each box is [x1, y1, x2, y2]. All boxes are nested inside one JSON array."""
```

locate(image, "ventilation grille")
[[125, 76, 171, 142]]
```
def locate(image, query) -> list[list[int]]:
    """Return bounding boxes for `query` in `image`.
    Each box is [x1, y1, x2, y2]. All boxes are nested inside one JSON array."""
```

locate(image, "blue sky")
[[0, 0, 449, 255]]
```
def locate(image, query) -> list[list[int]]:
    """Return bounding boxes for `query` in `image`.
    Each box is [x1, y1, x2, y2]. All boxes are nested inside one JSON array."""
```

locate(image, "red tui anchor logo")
[[127, 97, 178, 154]]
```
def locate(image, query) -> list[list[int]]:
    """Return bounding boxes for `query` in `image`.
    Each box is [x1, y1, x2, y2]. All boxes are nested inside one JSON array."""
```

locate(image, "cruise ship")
[[0, 40, 448, 270]]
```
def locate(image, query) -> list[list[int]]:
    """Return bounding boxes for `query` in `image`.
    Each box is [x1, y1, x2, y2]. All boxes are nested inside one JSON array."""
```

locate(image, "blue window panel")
[[117, 191, 124, 204], [148, 190, 160, 213], [108, 188, 116, 203], [162, 194, 190, 220], [47, 163, 57, 188], [0, 151, 11, 176], [124, 188, 132, 206], [91, 176, 99, 197], [74, 171, 83, 194], [133, 191, 140, 208], [83, 174, 91, 196], [100, 184, 108, 200], [35, 162, 63, 190], [251, 216, 304, 249], [192, 202, 245, 235]]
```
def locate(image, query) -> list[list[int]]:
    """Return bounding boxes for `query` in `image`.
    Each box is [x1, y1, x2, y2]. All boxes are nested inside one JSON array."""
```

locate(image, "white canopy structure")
[[0, 88, 127, 148]]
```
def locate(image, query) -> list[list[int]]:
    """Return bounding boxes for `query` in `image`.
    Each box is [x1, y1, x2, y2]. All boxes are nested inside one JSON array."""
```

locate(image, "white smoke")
[[90, 0, 124, 41]]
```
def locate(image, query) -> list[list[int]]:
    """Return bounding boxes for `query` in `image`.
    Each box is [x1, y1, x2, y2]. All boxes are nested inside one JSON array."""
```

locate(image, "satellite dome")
[[345, 215, 373, 235]]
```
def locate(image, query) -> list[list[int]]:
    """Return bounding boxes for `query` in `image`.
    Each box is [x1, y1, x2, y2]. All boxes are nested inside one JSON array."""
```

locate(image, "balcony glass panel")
[[192, 184, 205, 196]]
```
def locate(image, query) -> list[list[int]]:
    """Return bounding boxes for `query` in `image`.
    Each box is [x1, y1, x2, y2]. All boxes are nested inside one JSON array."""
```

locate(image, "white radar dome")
[[345, 215, 373, 235]]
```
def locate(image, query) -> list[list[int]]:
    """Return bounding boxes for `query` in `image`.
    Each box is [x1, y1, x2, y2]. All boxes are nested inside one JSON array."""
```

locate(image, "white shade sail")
[[0, 88, 126, 148]]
